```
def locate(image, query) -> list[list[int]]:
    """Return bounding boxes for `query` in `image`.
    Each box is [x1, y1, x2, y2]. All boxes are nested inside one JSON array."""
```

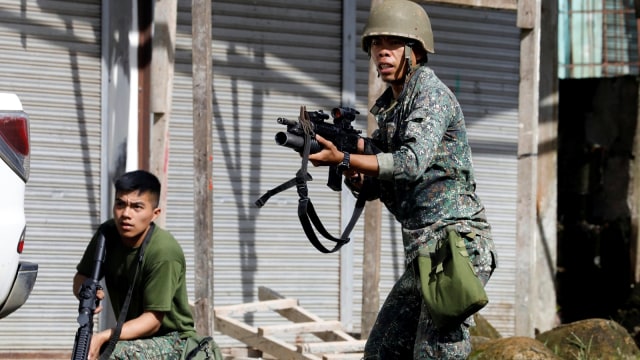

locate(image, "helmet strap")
[[404, 44, 413, 74]]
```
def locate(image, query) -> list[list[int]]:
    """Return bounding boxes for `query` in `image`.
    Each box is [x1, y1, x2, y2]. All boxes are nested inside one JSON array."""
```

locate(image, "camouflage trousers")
[[106, 331, 185, 360], [363, 231, 496, 360]]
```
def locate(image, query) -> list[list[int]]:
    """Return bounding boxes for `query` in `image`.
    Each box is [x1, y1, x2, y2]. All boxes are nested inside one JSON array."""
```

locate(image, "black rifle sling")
[[294, 127, 366, 253], [100, 223, 156, 360], [254, 173, 312, 208], [254, 109, 368, 254]]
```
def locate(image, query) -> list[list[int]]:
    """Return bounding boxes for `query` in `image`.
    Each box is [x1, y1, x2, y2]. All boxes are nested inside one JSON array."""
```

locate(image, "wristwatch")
[[337, 151, 350, 172]]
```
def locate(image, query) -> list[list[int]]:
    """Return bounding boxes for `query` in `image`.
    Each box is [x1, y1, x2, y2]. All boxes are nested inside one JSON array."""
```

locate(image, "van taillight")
[[17, 228, 26, 254], [0, 111, 30, 181]]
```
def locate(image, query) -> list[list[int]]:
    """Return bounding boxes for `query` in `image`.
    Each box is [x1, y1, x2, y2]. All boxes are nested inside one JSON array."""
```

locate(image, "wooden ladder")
[[214, 287, 365, 360]]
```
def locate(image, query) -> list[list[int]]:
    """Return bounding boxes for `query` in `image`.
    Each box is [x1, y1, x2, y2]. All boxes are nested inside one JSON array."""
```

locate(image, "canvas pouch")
[[417, 227, 488, 330]]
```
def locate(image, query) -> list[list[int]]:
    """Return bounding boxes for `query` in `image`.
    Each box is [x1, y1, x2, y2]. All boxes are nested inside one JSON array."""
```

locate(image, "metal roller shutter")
[[0, 0, 102, 349]]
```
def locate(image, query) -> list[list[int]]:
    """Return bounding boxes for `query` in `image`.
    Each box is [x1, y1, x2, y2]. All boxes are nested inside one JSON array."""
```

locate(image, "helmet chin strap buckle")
[[404, 44, 413, 72]]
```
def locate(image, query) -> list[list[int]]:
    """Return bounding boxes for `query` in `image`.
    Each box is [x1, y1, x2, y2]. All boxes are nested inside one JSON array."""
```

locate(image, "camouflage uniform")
[[109, 331, 184, 359], [362, 65, 497, 359]]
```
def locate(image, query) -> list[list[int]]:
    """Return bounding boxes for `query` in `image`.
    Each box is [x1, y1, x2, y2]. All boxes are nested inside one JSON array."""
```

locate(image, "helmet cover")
[[362, 0, 434, 54]]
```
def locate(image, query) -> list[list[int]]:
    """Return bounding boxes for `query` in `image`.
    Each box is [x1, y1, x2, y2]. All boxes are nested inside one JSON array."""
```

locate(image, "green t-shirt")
[[77, 220, 196, 339]]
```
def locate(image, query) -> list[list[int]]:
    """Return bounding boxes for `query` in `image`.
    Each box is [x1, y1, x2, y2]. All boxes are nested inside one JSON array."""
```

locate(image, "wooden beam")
[[632, 0, 640, 289], [517, 0, 538, 29], [515, 0, 541, 337], [632, 87, 640, 284], [258, 321, 343, 336], [214, 299, 299, 316], [192, 0, 214, 336], [216, 290, 366, 359], [535, 0, 559, 333], [340, 0, 357, 333], [362, 0, 385, 341], [322, 354, 364, 360], [258, 287, 357, 342], [214, 314, 320, 360], [149, 0, 177, 227], [296, 340, 366, 354], [419, 0, 517, 10]]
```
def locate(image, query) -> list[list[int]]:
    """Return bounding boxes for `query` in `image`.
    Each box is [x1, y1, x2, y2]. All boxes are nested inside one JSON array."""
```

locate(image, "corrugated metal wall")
[[0, 0, 519, 351], [0, 0, 103, 349]]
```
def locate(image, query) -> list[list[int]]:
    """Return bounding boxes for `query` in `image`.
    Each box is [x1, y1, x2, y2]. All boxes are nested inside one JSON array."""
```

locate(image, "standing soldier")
[[309, 0, 497, 358]]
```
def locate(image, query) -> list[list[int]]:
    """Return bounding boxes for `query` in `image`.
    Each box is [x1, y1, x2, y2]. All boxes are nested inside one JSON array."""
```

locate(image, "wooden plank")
[[218, 289, 364, 358], [634, 86, 640, 284], [149, 0, 177, 227], [215, 315, 321, 360], [192, 0, 214, 336], [297, 340, 367, 354], [535, 0, 559, 333], [150, 0, 177, 115], [340, 0, 357, 333], [517, 0, 538, 29], [272, 306, 355, 342], [632, 2, 640, 294], [323, 354, 364, 360], [274, 305, 330, 324], [214, 314, 258, 338], [420, 0, 517, 10], [362, 0, 385, 339], [515, 0, 541, 338], [258, 286, 288, 301], [258, 287, 356, 342], [214, 298, 298, 316], [258, 321, 343, 336]]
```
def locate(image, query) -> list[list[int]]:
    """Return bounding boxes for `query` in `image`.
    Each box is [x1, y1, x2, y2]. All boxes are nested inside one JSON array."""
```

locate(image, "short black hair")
[[114, 170, 161, 207]]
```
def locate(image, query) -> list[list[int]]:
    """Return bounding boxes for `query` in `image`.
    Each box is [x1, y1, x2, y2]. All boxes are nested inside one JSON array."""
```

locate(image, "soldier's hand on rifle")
[[95, 286, 105, 314], [88, 329, 111, 360], [309, 135, 342, 167], [345, 169, 363, 189]]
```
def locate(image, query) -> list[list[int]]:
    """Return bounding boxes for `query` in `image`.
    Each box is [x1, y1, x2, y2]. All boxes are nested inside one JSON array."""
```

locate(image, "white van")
[[0, 93, 38, 319]]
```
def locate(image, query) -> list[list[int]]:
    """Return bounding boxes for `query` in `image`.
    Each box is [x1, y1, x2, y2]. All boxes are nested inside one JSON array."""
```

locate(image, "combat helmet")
[[361, 0, 434, 54]]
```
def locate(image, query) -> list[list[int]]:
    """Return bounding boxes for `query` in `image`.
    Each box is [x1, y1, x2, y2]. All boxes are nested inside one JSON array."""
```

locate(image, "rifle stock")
[[71, 233, 106, 360]]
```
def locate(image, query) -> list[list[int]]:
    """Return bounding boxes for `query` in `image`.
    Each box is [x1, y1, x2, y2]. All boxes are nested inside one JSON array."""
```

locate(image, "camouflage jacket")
[[369, 65, 493, 263]]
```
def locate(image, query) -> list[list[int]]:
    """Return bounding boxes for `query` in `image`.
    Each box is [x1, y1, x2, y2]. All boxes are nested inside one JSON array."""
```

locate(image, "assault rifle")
[[71, 233, 106, 360], [255, 106, 366, 254], [274, 106, 361, 191]]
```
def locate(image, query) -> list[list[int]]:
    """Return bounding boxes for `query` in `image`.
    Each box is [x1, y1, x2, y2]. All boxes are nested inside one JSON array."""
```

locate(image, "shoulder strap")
[[99, 223, 156, 360]]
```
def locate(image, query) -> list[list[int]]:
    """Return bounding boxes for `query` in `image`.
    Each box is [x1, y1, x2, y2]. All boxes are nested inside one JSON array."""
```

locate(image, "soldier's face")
[[370, 36, 416, 83], [113, 190, 160, 244]]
